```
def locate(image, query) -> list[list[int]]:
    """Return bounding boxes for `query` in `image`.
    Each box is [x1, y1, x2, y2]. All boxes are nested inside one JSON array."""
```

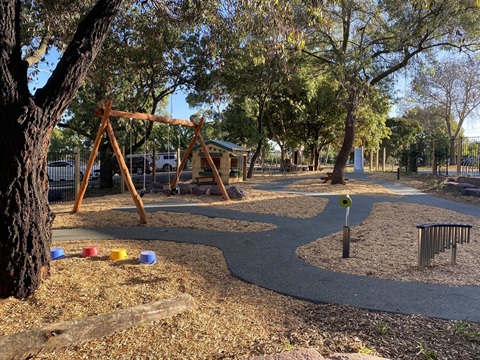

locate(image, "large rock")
[[227, 186, 248, 199], [457, 176, 480, 188], [191, 186, 207, 195], [246, 349, 390, 360], [146, 182, 165, 191], [463, 188, 480, 197]]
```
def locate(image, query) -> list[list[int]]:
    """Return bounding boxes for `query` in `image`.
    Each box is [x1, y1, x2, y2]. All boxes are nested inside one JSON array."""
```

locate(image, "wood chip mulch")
[[1, 171, 480, 359]]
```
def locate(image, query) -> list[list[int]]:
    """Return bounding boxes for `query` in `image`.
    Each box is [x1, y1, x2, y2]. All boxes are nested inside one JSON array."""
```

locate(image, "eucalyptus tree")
[[0, 0, 223, 299], [400, 105, 453, 165], [219, 42, 296, 177], [220, 101, 260, 148], [64, 3, 199, 187], [354, 87, 392, 163], [295, 0, 480, 183], [381, 117, 422, 163], [410, 55, 480, 163], [297, 73, 345, 170], [0, 0, 125, 299]]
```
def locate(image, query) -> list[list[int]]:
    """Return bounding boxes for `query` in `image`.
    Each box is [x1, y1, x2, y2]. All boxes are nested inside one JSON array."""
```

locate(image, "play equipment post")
[[339, 195, 352, 258]]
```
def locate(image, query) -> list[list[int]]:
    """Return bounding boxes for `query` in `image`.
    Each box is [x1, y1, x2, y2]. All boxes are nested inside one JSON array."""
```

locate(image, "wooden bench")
[[417, 223, 472, 270], [195, 175, 216, 185]]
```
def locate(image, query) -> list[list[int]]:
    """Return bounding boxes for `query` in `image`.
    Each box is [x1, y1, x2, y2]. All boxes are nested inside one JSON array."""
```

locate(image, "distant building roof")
[[193, 140, 248, 153]]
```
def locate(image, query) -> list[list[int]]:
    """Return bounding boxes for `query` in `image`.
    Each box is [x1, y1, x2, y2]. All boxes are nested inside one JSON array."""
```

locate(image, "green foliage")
[[416, 342, 438, 360], [355, 87, 392, 151], [454, 320, 480, 342], [221, 102, 260, 147], [357, 345, 374, 355], [49, 127, 88, 153], [382, 117, 422, 160], [377, 321, 390, 336]]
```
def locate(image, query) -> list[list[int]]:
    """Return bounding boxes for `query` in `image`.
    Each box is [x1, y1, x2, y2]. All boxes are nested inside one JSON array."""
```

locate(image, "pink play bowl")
[[82, 246, 98, 257]]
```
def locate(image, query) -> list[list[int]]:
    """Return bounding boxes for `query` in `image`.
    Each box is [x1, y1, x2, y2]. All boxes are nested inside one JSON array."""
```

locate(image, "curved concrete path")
[[53, 173, 480, 322]]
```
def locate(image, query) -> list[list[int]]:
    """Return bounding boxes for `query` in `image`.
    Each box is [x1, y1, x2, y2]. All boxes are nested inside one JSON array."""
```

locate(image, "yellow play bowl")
[[109, 248, 127, 261]]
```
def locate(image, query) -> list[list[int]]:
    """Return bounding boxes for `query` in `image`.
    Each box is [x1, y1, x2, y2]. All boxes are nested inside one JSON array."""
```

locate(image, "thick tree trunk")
[[247, 140, 262, 178], [313, 147, 320, 170], [0, 0, 124, 299], [0, 105, 55, 299], [332, 98, 358, 185]]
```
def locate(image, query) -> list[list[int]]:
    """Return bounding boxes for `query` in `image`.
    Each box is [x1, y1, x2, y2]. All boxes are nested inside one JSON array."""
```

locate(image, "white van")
[[156, 152, 179, 172]]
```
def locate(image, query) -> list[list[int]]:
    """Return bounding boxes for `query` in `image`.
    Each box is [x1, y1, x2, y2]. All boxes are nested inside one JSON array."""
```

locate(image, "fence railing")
[[457, 136, 480, 177], [47, 150, 122, 204]]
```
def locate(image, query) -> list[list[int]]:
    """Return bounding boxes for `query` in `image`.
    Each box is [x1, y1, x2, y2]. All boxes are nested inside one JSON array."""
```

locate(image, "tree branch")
[[34, 0, 124, 118], [301, 49, 335, 65], [25, 27, 51, 67]]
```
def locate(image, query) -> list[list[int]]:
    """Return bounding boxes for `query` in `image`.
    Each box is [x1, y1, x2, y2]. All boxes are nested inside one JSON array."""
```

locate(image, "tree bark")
[[0, 0, 124, 299], [0, 294, 196, 359], [332, 93, 358, 185], [0, 106, 54, 299]]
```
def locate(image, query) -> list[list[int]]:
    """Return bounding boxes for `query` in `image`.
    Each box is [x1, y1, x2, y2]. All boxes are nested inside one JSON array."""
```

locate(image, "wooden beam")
[[105, 120, 147, 224], [197, 132, 230, 201], [170, 118, 205, 191], [72, 100, 113, 213], [94, 108, 195, 127], [0, 294, 196, 359]]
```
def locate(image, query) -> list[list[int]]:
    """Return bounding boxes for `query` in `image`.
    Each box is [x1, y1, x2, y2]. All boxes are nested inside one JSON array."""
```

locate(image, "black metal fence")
[[47, 150, 122, 204], [400, 136, 480, 176], [457, 136, 480, 177]]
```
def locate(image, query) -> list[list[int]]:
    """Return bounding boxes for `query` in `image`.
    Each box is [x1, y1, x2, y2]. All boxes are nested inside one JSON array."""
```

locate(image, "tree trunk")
[[449, 137, 456, 165], [313, 147, 320, 170], [0, 0, 124, 299], [247, 140, 262, 178], [0, 294, 196, 358], [0, 106, 55, 299], [332, 100, 357, 184]]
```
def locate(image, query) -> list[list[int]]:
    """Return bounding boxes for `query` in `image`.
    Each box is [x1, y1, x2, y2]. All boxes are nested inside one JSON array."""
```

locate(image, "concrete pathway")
[[53, 172, 480, 322]]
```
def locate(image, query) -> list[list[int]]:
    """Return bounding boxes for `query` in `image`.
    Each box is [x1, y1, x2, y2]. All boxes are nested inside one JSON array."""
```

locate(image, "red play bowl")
[[82, 246, 98, 257]]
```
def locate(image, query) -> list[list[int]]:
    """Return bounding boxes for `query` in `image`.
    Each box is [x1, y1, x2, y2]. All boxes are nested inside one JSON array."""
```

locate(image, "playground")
[[1, 170, 479, 359]]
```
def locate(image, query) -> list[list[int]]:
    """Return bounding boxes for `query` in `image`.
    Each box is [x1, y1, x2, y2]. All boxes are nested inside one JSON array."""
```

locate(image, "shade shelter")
[[192, 140, 248, 185]]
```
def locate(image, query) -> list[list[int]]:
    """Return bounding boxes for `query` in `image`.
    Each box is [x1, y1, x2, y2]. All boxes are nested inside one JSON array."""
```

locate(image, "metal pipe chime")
[[417, 223, 472, 270]]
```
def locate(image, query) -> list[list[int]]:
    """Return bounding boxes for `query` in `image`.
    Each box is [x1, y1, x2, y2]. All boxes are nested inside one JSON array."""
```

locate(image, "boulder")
[[463, 188, 480, 197], [444, 182, 459, 191], [191, 186, 207, 195], [227, 186, 248, 199], [147, 182, 164, 190], [457, 176, 480, 188], [246, 349, 390, 360]]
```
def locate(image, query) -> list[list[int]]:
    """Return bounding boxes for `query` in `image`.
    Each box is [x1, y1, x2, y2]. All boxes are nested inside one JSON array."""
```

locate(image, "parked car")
[[155, 152, 179, 172], [47, 160, 100, 182], [114, 154, 153, 175]]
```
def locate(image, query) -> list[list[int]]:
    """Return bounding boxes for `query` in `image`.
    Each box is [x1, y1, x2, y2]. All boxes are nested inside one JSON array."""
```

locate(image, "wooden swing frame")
[[72, 100, 230, 224]]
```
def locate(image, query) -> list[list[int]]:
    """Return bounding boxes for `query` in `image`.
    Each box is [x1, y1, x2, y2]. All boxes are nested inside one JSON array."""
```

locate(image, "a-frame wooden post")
[[104, 120, 147, 223], [169, 118, 230, 201], [73, 103, 231, 223], [169, 118, 204, 191], [196, 132, 229, 200], [72, 101, 147, 224], [72, 101, 112, 213]]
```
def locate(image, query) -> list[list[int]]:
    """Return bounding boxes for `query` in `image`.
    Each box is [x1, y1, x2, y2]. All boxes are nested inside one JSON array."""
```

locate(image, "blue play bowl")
[[139, 251, 157, 264], [50, 247, 66, 260]]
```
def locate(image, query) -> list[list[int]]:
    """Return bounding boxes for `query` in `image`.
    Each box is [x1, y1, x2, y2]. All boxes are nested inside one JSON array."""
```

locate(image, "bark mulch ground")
[[1, 170, 479, 359]]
